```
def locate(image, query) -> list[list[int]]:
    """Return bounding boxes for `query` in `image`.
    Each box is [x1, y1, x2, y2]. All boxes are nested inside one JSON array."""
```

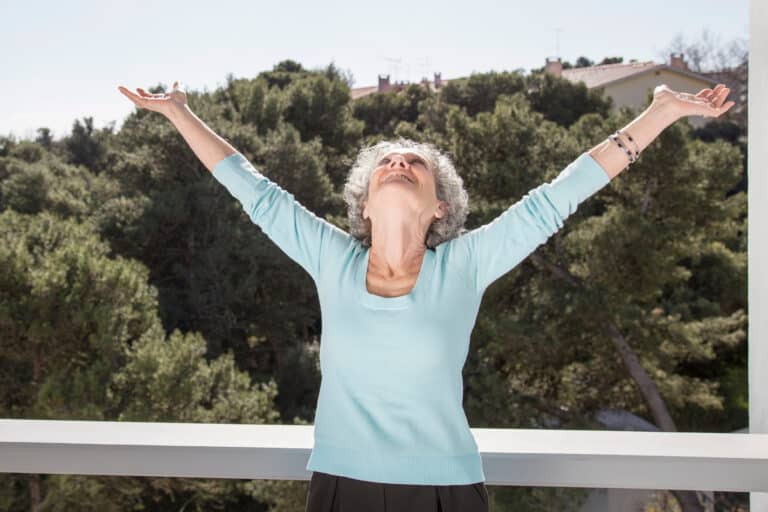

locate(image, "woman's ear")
[[435, 200, 447, 219]]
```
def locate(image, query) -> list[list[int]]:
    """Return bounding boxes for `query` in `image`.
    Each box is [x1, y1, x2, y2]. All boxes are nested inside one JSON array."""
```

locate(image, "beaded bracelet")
[[608, 129, 640, 165], [619, 129, 640, 156]]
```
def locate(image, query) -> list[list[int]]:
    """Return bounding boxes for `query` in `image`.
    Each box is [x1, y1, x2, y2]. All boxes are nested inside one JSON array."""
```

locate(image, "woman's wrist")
[[648, 97, 682, 124], [166, 102, 191, 124], [588, 99, 679, 180]]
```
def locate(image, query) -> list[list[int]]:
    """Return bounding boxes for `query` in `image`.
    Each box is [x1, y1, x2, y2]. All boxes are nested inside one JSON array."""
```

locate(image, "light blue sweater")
[[212, 150, 611, 485]]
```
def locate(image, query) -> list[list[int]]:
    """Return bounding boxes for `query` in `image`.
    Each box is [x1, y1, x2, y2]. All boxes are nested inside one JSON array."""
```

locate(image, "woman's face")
[[362, 148, 446, 225]]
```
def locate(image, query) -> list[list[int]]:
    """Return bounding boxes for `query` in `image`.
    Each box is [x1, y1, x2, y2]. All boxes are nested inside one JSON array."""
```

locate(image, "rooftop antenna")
[[416, 57, 431, 81], [553, 27, 563, 57], [383, 57, 402, 82]]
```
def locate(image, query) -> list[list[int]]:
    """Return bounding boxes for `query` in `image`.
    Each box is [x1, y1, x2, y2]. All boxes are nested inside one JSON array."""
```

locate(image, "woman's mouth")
[[382, 173, 414, 184]]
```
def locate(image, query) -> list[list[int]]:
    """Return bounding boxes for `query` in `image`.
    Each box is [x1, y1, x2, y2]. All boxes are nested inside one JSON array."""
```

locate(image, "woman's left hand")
[[652, 83, 735, 120]]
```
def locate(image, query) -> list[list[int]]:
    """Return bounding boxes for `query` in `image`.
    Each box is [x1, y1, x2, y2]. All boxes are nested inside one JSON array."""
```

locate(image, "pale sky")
[[0, 0, 749, 141]]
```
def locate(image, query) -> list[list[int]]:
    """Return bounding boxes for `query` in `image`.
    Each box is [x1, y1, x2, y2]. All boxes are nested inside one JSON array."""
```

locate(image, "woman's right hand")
[[117, 80, 188, 118]]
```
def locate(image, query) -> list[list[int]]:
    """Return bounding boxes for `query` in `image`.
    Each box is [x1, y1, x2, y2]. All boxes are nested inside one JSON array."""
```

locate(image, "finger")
[[713, 84, 728, 100], [696, 88, 714, 100], [704, 88, 729, 110], [703, 84, 725, 102], [710, 101, 734, 117], [704, 84, 725, 101], [117, 86, 162, 109], [118, 86, 145, 104], [705, 99, 735, 117], [714, 87, 731, 107]]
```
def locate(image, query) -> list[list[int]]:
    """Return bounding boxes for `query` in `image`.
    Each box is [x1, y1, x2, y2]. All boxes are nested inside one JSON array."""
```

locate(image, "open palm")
[[117, 80, 187, 118], [654, 83, 735, 119]]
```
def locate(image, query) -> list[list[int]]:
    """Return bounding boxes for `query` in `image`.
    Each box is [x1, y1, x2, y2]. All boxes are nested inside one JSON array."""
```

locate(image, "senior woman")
[[118, 80, 733, 512]]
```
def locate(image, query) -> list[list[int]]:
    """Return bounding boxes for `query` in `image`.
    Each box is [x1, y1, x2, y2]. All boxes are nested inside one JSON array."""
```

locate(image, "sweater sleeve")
[[211, 152, 351, 283], [448, 152, 611, 295]]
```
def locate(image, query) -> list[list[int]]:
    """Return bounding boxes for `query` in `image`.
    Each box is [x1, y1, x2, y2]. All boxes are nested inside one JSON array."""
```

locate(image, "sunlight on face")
[[364, 147, 441, 212], [362, 147, 446, 225], [375, 149, 433, 174]]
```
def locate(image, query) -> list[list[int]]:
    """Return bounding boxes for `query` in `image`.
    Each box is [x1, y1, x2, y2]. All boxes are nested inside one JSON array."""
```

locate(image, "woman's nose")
[[389, 156, 407, 168]]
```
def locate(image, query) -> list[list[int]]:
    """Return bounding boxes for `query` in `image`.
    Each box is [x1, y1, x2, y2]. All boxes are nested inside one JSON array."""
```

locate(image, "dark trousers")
[[305, 471, 489, 512]]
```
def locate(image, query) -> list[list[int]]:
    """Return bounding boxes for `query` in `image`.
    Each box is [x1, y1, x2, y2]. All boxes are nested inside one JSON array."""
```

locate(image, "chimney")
[[378, 75, 391, 92], [544, 57, 562, 77], [434, 72, 442, 89], [669, 52, 689, 71]]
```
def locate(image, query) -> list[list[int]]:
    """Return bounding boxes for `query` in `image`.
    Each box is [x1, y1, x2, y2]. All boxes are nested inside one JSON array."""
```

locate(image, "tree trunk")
[[603, 323, 677, 432], [671, 489, 711, 512], [530, 252, 708, 512], [30, 474, 41, 512]]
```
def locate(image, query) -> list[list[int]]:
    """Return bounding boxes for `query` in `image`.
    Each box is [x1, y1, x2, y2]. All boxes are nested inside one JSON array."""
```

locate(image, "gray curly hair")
[[342, 138, 470, 249]]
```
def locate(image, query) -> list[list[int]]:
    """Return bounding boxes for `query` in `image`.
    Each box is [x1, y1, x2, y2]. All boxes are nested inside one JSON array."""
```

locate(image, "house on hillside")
[[544, 52, 720, 128], [351, 53, 727, 130]]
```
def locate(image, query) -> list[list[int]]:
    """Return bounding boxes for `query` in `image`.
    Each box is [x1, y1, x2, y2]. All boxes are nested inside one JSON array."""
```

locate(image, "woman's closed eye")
[[379, 156, 427, 167]]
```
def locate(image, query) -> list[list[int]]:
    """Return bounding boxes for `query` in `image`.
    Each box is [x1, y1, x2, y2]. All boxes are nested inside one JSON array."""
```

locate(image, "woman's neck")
[[368, 237, 427, 279]]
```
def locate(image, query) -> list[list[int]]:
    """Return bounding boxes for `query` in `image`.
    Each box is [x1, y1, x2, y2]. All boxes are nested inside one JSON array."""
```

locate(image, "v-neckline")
[[358, 246, 435, 309]]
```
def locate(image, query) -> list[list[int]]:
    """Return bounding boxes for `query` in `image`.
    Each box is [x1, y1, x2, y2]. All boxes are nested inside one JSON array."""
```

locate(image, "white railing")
[[1, 419, 766, 492]]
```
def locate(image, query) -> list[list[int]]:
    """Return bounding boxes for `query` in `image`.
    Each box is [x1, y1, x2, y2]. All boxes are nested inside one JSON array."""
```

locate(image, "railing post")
[[749, 0, 767, 510]]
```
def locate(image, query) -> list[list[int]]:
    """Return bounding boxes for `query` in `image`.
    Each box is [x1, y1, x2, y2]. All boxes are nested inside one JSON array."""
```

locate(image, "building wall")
[[601, 69, 714, 129]]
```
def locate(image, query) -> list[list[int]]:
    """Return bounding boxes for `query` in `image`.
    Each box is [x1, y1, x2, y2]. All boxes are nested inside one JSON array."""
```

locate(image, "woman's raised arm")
[[447, 83, 734, 295], [117, 80, 353, 284], [588, 83, 734, 180]]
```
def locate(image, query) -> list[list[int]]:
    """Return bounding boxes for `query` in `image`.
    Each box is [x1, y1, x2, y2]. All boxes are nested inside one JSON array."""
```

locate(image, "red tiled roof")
[[349, 60, 717, 101], [562, 61, 718, 88], [350, 86, 378, 100]]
